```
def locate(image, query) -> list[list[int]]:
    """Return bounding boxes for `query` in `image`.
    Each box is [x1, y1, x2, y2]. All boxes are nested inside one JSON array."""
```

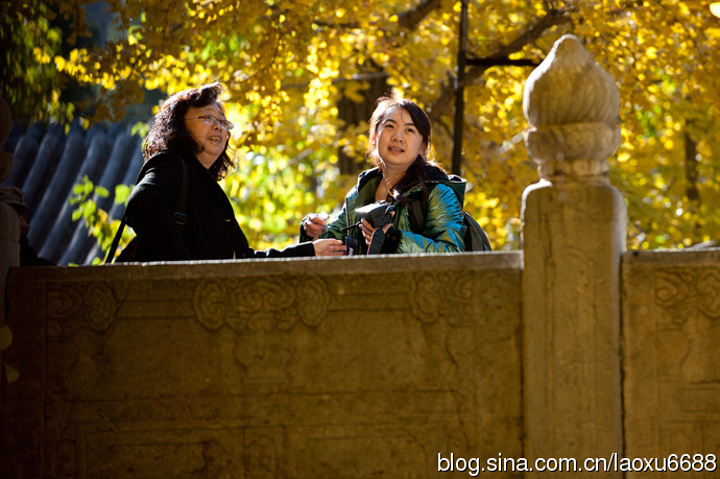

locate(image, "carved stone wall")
[[623, 249, 720, 478], [2, 253, 523, 478]]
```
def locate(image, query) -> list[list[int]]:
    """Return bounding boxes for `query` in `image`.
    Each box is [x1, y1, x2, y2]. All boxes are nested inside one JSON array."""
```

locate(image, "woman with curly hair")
[[123, 82, 344, 261]]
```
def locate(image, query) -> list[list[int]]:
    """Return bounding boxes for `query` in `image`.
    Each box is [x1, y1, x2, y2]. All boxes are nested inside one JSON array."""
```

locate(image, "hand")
[[303, 213, 329, 240], [313, 238, 345, 256], [359, 218, 392, 247]]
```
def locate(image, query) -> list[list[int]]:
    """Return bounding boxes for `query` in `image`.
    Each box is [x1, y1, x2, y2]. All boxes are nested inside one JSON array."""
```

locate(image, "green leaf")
[[114, 184, 132, 204], [95, 185, 110, 198]]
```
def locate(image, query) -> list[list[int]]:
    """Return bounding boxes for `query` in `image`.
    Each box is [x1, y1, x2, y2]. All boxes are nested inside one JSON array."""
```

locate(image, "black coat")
[[125, 150, 314, 261]]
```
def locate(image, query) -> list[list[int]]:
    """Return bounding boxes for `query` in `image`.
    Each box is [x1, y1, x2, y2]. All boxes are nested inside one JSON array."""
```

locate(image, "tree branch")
[[427, 8, 573, 124], [396, 0, 442, 30]]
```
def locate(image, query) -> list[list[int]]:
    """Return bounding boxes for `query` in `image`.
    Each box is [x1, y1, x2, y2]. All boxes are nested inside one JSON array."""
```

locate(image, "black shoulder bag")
[[104, 155, 188, 264]]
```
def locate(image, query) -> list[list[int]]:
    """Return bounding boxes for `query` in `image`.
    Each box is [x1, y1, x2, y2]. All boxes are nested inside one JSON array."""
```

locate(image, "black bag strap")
[[104, 154, 188, 264], [408, 197, 426, 233], [172, 157, 188, 226], [105, 216, 128, 264], [407, 185, 434, 234]]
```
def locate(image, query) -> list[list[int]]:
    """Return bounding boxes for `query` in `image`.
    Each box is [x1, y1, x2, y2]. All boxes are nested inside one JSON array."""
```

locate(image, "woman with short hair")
[[123, 82, 344, 261]]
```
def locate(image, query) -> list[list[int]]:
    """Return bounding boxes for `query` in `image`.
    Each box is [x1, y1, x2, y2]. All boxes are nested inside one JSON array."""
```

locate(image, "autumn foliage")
[[4, 0, 720, 250]]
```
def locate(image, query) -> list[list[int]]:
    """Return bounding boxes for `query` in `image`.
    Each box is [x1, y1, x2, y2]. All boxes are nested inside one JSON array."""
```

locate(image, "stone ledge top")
[[7, 250, 523, 283], [624, 248, 720, 266]]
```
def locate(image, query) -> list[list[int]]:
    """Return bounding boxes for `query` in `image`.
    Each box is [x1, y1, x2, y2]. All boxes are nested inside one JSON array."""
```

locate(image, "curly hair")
[[142, 82, 234, 179]]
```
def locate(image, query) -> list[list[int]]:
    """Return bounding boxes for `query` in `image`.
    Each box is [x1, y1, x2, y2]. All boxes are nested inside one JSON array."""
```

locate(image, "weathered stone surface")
[[522, 182, 626, 478], [2, 253, 524, 478], [623, 249, 720, 479], [523, 34, 621, 184], [522, 34, 626, 478]]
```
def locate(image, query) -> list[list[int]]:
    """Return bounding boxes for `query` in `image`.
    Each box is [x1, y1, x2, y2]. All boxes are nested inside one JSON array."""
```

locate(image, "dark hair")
[[367, 94, 445, 200], [142, 82, 234, 179]]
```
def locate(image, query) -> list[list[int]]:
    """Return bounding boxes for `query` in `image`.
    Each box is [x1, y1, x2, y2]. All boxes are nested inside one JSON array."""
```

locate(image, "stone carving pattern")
[[192, 275, 330, 378], [244, 434, 276, 477], [655, 267, 720, 383], [523, 34, 621, 183], [47, 281, 118, 333], [410, 270, 474, 325], [652, 266, 720, 456], [656, 267, 720, 322]]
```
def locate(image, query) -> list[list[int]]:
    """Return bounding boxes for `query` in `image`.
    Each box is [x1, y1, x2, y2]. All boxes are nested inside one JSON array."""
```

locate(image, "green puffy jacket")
[[305, 166, 467, 254]]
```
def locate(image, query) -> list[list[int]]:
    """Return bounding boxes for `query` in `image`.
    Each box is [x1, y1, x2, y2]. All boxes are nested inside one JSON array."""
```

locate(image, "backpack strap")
[[105, 153, 188, 264], [172, 157, 188, 226], [408, 197, 427, 234], [105, 216, 128, 264], [407, 183, 437, 234]]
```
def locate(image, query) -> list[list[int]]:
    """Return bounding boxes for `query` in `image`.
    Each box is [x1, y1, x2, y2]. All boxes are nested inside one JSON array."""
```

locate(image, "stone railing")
[[2, 253, 524, 478], [2, 35, 719, 479]]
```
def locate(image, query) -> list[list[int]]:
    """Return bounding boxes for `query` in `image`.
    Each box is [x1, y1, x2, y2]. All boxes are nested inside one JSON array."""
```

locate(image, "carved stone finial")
[[523, 34, 621, 184]]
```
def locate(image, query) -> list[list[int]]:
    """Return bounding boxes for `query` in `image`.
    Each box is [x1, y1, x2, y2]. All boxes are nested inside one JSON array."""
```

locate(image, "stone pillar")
[[1, 97, 20, 401], [1, 96, 20, 316], [521, 35, 625, 477]]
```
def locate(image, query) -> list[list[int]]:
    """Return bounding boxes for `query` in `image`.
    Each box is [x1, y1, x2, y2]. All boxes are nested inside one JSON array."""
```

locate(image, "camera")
[[355, 201, 394, 228]]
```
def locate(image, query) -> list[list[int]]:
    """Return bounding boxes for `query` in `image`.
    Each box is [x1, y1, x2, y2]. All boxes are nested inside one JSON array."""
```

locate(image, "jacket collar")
[[355, 164, 467, 204], [356, 167, 383, 192]]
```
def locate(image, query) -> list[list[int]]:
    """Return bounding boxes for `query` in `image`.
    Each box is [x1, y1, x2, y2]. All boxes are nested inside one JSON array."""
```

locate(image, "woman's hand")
[[312, 238, 345, 256], [303, 213, 329, 240], [359, 218, 393, 247]]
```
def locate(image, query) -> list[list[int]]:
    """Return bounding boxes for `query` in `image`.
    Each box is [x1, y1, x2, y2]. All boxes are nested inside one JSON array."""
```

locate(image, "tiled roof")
[[2, 121, 143, 265]]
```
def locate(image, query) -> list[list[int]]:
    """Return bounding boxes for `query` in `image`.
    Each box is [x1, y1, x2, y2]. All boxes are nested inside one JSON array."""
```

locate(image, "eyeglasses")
[[186, 114, 234, 131]]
